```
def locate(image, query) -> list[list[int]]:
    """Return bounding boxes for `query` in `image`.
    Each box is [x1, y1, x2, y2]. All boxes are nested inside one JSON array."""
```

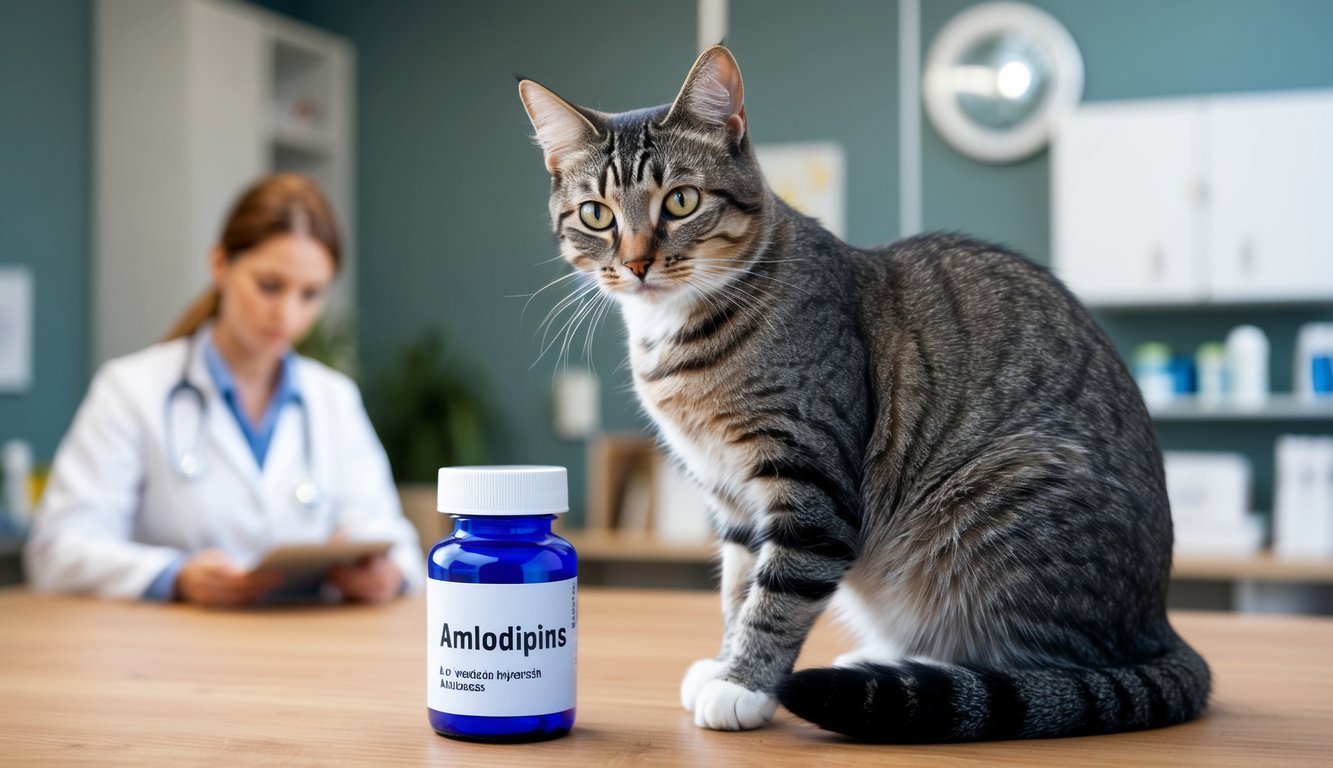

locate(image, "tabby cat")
[[518, 45, 1209, 741]]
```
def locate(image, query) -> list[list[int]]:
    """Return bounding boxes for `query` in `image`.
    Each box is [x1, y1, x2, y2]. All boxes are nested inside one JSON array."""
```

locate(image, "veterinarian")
[[25, 173, 422, 606]]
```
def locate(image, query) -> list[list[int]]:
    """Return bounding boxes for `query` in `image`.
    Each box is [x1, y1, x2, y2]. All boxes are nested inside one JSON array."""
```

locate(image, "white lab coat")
[[25, 325, 424, 599]]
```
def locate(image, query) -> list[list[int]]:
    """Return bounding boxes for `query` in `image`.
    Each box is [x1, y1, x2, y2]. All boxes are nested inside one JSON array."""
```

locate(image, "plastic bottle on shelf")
[[1225, 325, 1269, 408], [2, 440, 32, 535], [1196, 342, 1227, 407], [1294, 322, 1333, 400], [1133, 342, 1174, 408]]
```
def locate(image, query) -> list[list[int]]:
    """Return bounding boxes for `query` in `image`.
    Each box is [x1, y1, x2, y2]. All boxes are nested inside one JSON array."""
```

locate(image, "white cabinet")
[[1052, 90, 1333, 307], [94, 0, 354, 364], [1207, 93, 1333, 302], [1052, 100, 1206, 305]]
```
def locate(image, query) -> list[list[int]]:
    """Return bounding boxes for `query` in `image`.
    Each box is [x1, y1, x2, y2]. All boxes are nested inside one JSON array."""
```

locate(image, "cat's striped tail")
[[775, 643, 1210, 741]]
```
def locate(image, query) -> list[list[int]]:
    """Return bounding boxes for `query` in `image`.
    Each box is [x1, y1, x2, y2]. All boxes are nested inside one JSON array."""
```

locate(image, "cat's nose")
[[621, 232, 654, 281], [624, 256, 652, 281]]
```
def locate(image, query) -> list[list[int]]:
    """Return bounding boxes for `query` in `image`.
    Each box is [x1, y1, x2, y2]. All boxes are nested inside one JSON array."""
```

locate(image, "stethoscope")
[[165, 336, 322, 508]]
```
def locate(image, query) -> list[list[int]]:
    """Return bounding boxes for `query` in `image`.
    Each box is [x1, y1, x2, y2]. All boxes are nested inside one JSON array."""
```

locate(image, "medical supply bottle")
[[428, 466, 577, 742]]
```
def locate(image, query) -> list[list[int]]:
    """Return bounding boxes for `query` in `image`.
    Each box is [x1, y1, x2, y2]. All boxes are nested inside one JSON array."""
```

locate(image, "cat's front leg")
[[691, 495, 857, 730], [681, 539, 755, 711]]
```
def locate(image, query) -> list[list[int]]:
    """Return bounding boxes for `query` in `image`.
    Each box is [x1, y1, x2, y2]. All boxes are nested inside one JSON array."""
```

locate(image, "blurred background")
[[1, 0, 1332, 611]]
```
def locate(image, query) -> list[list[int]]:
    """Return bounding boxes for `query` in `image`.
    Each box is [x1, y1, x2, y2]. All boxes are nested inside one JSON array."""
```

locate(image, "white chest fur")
[[618, 293, 751, 517]]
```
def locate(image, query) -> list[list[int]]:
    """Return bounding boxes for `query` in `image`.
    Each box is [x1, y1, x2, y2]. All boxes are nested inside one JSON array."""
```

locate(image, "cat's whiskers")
[[530, 281, 602, 370], [717, 281, 790, 344], [612, 353, 634, 376], [688, 281, 778, 345], [535, 280, 598, 346], [686, 264, 790, 344], [692, 269, 803, 338], [745, 256, 808, 264], [693, 257, 815, 300], [688, 259, 788, 319], [556, 289, 609, 376], [512, 269, 585, 324], [581, 292, 616, 372]]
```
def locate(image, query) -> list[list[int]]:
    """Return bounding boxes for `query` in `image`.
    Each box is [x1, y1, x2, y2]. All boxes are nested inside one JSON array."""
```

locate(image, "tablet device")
[[250, 540, 393, 586]]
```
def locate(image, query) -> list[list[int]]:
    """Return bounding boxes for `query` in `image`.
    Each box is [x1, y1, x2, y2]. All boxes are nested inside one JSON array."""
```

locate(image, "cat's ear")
[[667, 45, 746, 145], [518, 80, 601, 175]]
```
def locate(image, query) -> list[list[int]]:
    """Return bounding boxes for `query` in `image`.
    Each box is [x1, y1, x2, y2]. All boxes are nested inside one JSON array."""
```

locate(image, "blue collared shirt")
[[143, 337, 302, 601], [201, 334, 302, 469]]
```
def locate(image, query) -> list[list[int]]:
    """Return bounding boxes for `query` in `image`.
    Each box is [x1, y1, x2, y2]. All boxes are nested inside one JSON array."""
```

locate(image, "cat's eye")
[[579, 201, 615, 230], [663, 186, 701, 218]]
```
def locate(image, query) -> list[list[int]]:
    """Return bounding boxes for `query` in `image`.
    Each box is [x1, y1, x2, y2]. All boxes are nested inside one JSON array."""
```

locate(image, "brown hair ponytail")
[[163, 173, 342, 342]]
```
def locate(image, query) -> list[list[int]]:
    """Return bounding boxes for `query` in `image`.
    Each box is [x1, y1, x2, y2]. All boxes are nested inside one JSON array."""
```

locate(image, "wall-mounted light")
[[923, 2, 1083, 163]]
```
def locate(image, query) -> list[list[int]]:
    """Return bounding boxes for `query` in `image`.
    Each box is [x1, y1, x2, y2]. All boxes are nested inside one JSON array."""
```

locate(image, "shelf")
[[1173, 551, 1333, 584], [269, 27, 336, 160], [1150, 394, 1333, 421], [270, 121, 333, 157], [1085, 298, 1333, 313], [560, 530, 715, 564], [273, 35, 327, 76], [562, 531, 1333, 585]]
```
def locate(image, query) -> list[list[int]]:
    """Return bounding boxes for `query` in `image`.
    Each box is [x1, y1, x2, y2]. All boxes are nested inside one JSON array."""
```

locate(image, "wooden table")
[[1, 588, 1330, 766]]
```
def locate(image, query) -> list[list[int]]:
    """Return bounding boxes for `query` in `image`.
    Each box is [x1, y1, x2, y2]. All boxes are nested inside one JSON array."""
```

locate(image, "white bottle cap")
[[437, 465, 569, 516]]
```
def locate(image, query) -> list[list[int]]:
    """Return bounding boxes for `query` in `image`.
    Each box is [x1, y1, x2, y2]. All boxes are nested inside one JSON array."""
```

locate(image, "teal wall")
[[0, 0, 90, 461], [728, 0, 900, 248]]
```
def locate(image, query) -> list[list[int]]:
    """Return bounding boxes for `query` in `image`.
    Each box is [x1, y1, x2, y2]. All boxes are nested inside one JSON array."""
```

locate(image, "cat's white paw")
[[681, 658, 727, 712], [833, 645, 898, 668], [692, 679, 777, 731], [833, 649, 870, 668]]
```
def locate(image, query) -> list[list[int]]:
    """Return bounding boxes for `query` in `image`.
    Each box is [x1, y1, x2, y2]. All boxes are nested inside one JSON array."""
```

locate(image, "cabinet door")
[[185, 0, 266, 287], [1052, 101, 1206, 306], [1208, 92, 1333, 301]]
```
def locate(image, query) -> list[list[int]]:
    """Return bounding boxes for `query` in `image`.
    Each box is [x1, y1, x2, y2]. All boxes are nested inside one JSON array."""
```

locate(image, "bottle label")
[[426, 577, 577, 717]]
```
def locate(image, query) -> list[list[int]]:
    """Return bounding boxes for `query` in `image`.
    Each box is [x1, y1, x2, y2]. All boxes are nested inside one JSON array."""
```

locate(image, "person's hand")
[[327, 555, 403, 603], [175, 549, 282, 608]]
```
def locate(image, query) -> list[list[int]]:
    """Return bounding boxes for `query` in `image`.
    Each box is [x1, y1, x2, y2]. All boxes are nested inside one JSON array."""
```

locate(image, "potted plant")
[[366, 332, 493, 552]]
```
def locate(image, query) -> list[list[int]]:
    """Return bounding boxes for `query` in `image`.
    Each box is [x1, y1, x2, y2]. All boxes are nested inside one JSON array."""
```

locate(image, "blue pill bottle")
[[428, 466, 577, 743]]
